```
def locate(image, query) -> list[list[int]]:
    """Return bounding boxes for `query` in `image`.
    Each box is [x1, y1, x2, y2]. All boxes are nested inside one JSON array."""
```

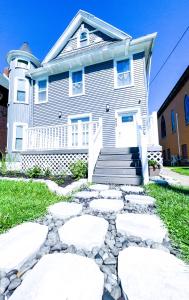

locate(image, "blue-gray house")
[[6, 10, 161, 185]]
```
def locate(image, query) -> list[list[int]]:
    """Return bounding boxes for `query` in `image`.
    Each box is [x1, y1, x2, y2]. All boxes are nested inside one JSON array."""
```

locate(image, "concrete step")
[[92, 174, 143, 185], [94, 167, 142, 176], [96, 160, 141, 168], [98, 153, 140, 160], [100, 147, 139, 155]]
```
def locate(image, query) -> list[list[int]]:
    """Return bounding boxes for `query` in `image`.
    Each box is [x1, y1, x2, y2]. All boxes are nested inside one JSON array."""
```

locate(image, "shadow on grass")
[[155, 182, 189, 196]]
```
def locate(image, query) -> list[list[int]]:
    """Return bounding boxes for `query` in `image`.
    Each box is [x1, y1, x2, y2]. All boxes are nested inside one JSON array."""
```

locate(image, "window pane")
[[117, 59, 130, 73], [72, 82, 83, 95], [38, 80, 47, 90], [17, 60, 28, 68], [171, 110, 176, 132], [17, 91, 26, 102], [15, 138, 23, 150], [71, 117, 89, 123], [117, 72, 131, 87], [16, 126, 23, 139], [80, 32, 87, 40], [39, 91, 47, 102], [17, 79, 26, 90], [184, 95, 189, 124], [122, 115, 133, 123], [72, 71, 82, 83]]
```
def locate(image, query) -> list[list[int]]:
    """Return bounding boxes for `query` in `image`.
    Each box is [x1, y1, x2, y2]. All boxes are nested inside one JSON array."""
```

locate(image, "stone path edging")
[[0, 176, 87, 196]]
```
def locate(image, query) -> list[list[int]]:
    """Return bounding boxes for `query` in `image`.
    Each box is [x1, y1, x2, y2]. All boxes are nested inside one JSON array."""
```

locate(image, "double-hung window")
[[13, 123, 27, 151], [115, 58, 132, 88], [184, 94, 189, 125], [36, 79, 48, 103], [171, 110, 176, 133], [15, 78, 28, 103], [70, 70, 84, 96]]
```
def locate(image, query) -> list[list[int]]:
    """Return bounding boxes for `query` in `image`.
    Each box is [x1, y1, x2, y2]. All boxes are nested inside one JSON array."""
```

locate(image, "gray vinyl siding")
[[56, 22, 117, 59], [32, 52, 147, 147]]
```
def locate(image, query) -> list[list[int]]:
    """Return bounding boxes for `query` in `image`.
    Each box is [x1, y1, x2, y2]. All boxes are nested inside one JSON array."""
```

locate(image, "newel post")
[[88, 122, 93, 182]]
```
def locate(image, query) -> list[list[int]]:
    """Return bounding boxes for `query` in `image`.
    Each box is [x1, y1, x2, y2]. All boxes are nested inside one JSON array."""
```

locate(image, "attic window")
[[79, 30, 89, 48]]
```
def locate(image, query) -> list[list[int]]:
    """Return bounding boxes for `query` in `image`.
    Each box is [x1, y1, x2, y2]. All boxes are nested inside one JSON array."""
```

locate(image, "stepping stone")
[[0, 222, 48, 272], [9, 253, 104, 300], [100, 190, 122, 199], [116, 213, 167, 243], [48, 202, 82, 219], [125, 195, 155, 206], [58, 215, 108, 251], [90, 199, 124, 212], [74, 191, 99, 199], [89, 184, 109, 191], [121, 185, 144, 193], [118, 247, 189, 300]]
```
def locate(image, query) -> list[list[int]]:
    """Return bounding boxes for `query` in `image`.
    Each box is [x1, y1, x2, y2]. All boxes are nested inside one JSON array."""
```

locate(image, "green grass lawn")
[[146, 183, 189, 262], [170, 167, 189, 176], [0, 180, 69, 234]]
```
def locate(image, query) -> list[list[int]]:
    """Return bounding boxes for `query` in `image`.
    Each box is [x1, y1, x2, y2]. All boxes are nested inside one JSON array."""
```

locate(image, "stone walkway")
[[0, 183, 189, 299], [161, 167, 189, 187]]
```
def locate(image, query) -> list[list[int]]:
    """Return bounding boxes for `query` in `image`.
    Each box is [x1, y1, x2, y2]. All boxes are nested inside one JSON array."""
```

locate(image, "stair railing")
[[137, 120, 149, 185], [88, 117, 103, 182]]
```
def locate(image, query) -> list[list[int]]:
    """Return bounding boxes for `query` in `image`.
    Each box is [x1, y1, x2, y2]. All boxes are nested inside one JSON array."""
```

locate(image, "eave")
[[29, 32, 157, 80]]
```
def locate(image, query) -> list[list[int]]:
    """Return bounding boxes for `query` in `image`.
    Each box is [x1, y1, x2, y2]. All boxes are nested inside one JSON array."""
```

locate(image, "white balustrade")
[[25, 121, 100, 151]]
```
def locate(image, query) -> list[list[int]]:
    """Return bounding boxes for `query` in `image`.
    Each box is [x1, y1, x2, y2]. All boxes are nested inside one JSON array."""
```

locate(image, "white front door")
[[116, 112, 138, 147]]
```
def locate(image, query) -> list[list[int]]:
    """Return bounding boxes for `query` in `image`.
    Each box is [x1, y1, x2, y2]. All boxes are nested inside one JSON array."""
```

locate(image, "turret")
[[6, 43, 40, 157]]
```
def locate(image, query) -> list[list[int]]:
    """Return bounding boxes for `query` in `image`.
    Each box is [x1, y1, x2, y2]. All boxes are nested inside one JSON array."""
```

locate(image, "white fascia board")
[[42, 10, 131, 64], [30, 33, 156, 79]]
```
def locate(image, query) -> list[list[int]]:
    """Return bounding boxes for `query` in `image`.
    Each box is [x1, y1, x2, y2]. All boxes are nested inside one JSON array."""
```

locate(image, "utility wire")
[[150, 25, 189, 85]]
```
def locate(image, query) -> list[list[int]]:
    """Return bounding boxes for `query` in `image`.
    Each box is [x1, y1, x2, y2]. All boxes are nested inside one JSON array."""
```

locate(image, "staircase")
[[92, 147, 143, 185]]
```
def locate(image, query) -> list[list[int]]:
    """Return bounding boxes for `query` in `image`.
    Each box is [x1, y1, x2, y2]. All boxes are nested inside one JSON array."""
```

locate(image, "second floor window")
[[15, 78, 28, 103], [36, 79, 48, 103], [70, 70, 84, 96], [115, 59, 132, 88], [171, 110, 176, 133], [184, 94, 189, 125]]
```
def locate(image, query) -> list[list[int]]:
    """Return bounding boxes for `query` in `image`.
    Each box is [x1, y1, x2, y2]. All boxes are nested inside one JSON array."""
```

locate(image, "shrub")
[[148, 159, 159, 170], [26, 166, 43, 178], [70, 160, 88, 179], [44, 168, 52, 178], [0, 153, 7, 175]]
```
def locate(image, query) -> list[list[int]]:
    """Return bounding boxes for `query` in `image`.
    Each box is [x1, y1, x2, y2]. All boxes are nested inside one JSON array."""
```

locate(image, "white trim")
[[114, 56, 134, 89], [12, 122, 28, 152], [115, 107, 141, 147], [14, 77, 29, 104], [35, 77, 49, 104], [69, 68, 85, 97], [68, 113, 92, 124], [42, 10, 131, 64]]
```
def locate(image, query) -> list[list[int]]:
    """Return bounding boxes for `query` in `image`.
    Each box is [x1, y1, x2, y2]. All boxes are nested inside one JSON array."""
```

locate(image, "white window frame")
[[14, 77, 29, 104], [15, 58, 30, 69], [35, 77, 49, 104], [77, 26, 89, 48], [12, 122, 28, 152], [114, 56, 134, 89], [69, 68, 85, 97]]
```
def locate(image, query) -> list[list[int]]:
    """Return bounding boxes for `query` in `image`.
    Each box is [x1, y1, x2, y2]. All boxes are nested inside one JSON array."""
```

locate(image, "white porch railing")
[[24, 121, 100, 151], [137, 119, 149, 185], [88, 117, 103, 182]]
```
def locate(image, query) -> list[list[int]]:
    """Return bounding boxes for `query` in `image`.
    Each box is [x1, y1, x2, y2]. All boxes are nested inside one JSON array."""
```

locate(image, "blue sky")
[[0, 0, 188, 112]]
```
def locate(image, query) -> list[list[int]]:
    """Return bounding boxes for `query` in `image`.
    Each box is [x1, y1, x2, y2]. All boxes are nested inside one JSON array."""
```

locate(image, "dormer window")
[[78, 29, 89, 48]]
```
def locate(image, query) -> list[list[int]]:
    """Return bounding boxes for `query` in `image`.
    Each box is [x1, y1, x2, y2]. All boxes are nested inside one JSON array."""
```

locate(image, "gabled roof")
[[42, 10, 132, 64], [158, 66, 189, 117]]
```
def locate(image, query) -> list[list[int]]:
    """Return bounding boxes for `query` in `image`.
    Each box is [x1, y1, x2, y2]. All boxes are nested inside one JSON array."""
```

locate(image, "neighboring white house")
[[6, 10, 161, 185]]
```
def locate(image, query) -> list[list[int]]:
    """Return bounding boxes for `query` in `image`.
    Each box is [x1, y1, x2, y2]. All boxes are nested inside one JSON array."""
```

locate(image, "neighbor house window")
[[13, 123, 27, 151], [184, 94, 189, 125], [15, 78, 28, 103], [171, 110, 176, 133], [161, 115, 166, 138], [115, 58, 132, 88], [70, 70, 84, 96], [16, 59, 29, 69], [36, 79, 48, 103], [181, 144, 188, 159]]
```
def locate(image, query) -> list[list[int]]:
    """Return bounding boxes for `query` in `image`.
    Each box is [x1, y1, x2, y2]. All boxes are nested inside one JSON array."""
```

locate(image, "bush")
[[44, 168, 52, 178], [0, 153, 7, 175], [148, 159, 159, 170], [26, 166, 43, 178], [70, 160, 88, 180]]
